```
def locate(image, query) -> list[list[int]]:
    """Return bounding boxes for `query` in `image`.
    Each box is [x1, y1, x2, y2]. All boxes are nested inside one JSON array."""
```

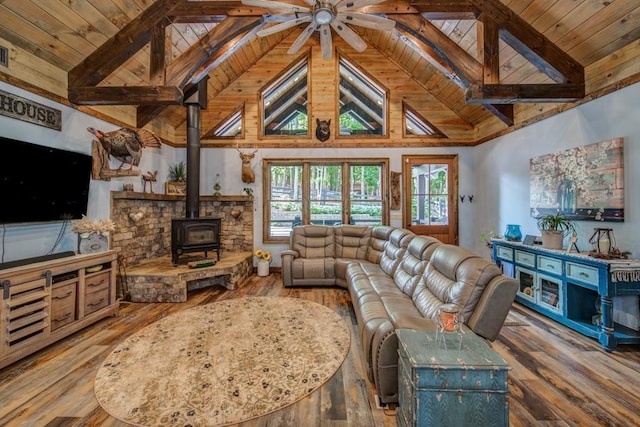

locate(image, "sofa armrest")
[[281, 250, 300, 287], [466, 275, 518, 341]]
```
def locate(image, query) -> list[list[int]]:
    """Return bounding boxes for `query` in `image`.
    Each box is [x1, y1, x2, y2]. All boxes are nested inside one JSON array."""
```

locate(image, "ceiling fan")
[[242, 0, 396, 60]]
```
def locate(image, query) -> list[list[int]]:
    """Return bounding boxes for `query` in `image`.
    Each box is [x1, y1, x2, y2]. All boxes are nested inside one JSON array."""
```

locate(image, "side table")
[[397, 328, 510, 427]]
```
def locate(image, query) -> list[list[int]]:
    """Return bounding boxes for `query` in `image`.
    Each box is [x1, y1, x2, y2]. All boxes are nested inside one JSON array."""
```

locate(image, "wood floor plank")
[[1, 274, 639, 426]]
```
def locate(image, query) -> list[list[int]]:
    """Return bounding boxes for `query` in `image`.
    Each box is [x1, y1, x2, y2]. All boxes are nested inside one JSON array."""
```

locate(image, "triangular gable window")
[[260, 55, 309, 137], [402, 102, 446, 138], [205, 105, 244, 139], [338, 56, 388, 137]]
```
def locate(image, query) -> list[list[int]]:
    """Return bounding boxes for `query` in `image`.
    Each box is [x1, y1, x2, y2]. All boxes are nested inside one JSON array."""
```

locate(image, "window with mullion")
[[263, 159, 389, 242]]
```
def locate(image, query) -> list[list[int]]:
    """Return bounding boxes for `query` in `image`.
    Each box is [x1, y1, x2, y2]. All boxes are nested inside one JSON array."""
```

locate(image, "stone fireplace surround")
[[109, 191, 254, 268]]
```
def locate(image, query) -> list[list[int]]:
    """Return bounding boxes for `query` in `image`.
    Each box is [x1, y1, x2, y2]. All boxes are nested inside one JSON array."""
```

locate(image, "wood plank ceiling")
[[0, 0, 639, 147]]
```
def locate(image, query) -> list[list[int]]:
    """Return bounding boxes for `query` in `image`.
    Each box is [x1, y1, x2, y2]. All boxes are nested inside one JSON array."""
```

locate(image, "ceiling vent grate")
[[0, 46, 8, 67]]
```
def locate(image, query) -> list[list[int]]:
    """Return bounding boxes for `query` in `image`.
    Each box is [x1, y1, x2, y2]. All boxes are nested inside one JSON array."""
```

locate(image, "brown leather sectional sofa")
[[281, 224, 518, 404]]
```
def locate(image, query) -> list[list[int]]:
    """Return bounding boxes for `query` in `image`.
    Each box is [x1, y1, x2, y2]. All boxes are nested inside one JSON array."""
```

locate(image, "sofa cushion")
[[366, 226, 394, 263], [393, 235, 442, 296], [379, 228, 414, 276], [335, 225, 371, 259], [291, 225, 336, 258], [291, 257, 336, 280], [412, 244, 503, 322]]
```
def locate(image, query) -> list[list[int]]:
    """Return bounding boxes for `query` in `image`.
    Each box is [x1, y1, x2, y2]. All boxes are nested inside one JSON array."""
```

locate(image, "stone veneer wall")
[[110, 192, 254, 267]]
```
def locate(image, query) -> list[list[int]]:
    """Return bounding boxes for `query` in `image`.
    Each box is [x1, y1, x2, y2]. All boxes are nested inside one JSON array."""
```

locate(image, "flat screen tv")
[[0, 136, 92, 224]]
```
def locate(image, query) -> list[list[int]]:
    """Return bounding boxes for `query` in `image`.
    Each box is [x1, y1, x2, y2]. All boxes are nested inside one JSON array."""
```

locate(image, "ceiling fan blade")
[[320, 24, 333, 60], [336, 0, 386, 12], [330, 20, 367, 52], [241, 0, 311, 13], [288, 22, 318, 54], [337, 12, 395, 31], [257, 15, 313, 37]]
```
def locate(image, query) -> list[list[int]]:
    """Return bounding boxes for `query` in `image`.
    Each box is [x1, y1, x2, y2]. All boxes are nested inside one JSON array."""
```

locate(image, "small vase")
[[504, 224, 522, 242], [257, 259, 270, 277]]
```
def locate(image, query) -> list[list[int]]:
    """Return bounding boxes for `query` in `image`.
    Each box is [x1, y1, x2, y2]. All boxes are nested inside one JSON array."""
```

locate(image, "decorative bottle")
[[504, 224, 523, 242]]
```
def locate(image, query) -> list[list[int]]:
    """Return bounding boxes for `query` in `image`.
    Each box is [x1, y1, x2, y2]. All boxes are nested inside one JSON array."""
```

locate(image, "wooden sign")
[[0, 88, 62, 130]]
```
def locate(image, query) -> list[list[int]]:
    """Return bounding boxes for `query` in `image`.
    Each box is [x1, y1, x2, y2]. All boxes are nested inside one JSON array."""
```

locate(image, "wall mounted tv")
[[0, 136, 92, 225]]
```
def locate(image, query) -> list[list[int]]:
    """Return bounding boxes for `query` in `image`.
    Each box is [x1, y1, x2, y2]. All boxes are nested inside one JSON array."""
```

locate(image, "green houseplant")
[[536, 212, 576, 249], [166, 161, 186, 194], [168, 161, 186, 182]]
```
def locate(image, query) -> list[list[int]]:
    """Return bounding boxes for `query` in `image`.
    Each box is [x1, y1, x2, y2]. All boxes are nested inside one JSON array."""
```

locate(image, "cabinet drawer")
[[84, 272, 110, 315], [496, 246, 513, 261], [51, 282, 77, 330], [515, 250, 535, 267], [538, 256, 562, 275], [566, 262, 599, 286]]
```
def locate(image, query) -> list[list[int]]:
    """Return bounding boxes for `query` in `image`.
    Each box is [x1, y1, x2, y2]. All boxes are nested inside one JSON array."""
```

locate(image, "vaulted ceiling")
[[1, 0, 639, 147]]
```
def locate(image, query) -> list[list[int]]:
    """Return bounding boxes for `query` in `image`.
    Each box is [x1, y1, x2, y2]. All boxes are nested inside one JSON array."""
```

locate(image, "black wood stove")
[[171, 217, 221, 265]]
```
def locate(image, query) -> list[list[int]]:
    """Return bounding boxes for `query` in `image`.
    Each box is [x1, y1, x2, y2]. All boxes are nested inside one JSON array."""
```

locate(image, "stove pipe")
[[185, 103, 201, 218]]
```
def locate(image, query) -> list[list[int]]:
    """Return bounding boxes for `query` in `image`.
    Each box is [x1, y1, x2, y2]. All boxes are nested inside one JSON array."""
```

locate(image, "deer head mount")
[[236, 144, 258, 184]]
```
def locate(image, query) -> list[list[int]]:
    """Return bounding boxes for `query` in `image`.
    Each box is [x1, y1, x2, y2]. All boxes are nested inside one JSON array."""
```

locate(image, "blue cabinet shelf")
[[492, 239, 640, 351]]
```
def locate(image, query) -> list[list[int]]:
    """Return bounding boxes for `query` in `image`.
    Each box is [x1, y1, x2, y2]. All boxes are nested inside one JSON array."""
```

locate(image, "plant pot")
[[257, 259, 270, 277], [541, 230, 564, 250]]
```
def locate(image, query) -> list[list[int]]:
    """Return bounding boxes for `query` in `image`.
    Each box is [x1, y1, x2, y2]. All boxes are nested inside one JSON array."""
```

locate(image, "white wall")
[[0, 81, 180, 263], [473, 81, 640, 329], [200, 146, 476, 267], [473, 81, 640, 256], [1, 81, 476, 264]]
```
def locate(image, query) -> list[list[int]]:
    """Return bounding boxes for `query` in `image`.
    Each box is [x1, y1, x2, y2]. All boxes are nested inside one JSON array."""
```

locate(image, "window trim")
[[402, 101, 446, 139], [258, 53, 311, 140], [262, 158, 390, 243], [336, 53, 389, 138], [204, 104, 245, 139]]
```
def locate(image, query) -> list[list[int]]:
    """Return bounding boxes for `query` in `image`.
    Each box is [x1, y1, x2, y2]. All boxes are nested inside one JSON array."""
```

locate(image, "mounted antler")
[[236, 144, 259, 184]]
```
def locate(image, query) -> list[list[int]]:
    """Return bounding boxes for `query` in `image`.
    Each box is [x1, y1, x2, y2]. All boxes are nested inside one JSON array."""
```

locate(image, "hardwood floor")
[[1, 273, 639, 426]]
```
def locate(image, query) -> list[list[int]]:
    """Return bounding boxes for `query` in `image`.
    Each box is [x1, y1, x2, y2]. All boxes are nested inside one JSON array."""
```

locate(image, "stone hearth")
[[125, 252, 253, 302]]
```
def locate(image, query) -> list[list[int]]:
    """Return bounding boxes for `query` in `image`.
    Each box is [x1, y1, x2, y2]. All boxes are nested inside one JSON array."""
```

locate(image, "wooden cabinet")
[[493, 240, 640, 351], [396, 329, 509, 427], [1, 251, 118, 369]]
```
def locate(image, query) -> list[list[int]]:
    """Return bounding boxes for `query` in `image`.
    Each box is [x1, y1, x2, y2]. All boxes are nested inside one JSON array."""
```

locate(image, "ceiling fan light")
[[314, 8, 334, 25]]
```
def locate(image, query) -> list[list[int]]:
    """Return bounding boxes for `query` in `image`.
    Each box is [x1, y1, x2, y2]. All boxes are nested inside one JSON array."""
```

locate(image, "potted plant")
[[536, 212, 576, 250], [166, 161, 186, 194]]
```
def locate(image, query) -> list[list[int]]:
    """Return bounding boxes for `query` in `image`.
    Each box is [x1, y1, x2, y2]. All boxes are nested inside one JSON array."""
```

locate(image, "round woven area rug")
[[94, 297, 351, 426]]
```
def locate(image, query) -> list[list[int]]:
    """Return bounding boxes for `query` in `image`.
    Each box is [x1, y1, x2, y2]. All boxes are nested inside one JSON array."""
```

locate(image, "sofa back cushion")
[[366, 226, 394, 263], [290, 225, 335, 258], [335, 225, 372, 259], [393, 236, 442, 296], [379, 228, 414, 276], [412, 244, 503, 322]]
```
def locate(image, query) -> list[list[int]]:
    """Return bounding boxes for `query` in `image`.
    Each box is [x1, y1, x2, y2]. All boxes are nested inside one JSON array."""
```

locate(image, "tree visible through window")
[[260, 56, 309, 137], [263, 159, 389, 241]]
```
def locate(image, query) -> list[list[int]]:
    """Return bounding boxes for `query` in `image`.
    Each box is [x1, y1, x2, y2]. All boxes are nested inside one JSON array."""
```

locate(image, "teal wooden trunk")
[[397, 328, 510, 427]]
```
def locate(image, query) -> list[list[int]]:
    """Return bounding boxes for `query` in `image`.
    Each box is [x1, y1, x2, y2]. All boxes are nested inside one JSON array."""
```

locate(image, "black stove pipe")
[[185, 103, 201, 218]]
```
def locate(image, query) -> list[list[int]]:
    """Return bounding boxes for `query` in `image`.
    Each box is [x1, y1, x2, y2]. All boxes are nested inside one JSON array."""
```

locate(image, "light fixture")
[[313, 5, 335, 25]]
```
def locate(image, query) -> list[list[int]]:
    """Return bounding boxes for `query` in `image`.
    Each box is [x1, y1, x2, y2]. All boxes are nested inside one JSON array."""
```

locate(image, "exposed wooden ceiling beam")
[[165, 17, 263, 87], [68, 86, 184, 105], [469, 0, 584, 85], [465, 84, 585, 103], [68, 0, 186, 88], [391, 14, 482, 88]]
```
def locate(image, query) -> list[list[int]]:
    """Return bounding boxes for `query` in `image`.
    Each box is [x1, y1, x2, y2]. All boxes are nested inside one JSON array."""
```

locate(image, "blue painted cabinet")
[[396, 329, 509, 427], [493, 239, 640, 351]]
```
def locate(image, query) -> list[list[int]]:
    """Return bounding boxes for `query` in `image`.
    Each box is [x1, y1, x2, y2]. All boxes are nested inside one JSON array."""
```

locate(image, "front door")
[[402, 155, 458, 244]]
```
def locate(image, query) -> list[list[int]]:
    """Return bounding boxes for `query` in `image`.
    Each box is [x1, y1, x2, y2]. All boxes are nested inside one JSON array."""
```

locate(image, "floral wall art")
[[530, 137, 624, 221]]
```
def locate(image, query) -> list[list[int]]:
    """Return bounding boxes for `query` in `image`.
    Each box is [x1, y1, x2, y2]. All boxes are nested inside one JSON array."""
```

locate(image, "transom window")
[[263, 159, 389, 242], [402, 101, 446, 138], [260, 56, 309, 137], [338, 56, 388, 137]]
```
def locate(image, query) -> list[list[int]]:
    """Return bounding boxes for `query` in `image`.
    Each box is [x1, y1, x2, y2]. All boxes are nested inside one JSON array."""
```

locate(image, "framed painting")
[[530, 138, 624, 222]]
